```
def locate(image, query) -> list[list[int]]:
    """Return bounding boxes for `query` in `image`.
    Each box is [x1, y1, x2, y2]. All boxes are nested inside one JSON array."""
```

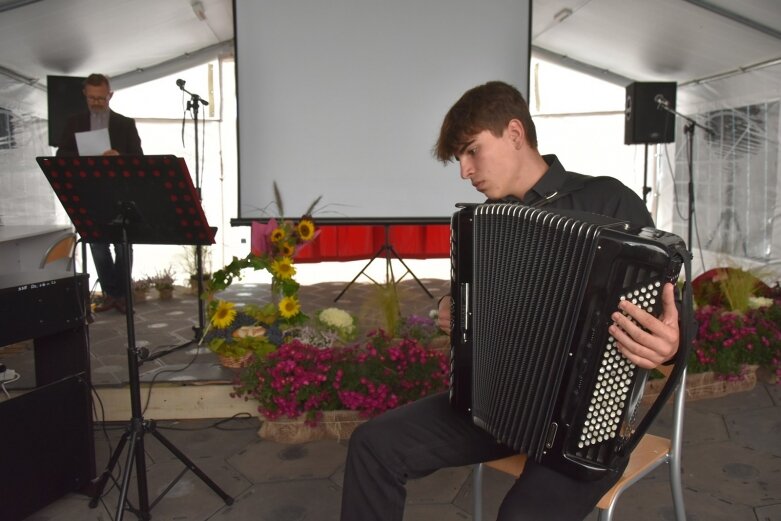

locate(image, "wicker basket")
[[218, 353, 253, 369], [642, 364, 758, 405]]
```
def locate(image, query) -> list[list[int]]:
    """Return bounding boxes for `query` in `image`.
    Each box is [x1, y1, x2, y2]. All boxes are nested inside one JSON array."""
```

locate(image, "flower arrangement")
[[205, 215, 316, 326], [202, 187, 322, 363], [397, 312, 445, 346], [316, 307, 357, 342], [286, 307, 358, 349], [690, 267, 781, 381], [233, 330, 450, 425], [205, 187, 321, 331], [202, 301, 281, 360]]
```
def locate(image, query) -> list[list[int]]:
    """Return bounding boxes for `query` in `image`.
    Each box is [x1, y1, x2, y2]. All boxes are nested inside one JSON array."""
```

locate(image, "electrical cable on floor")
[[91, 381, 123, 502], [155, 412, 257, 432], [141, 342, 202, 415]]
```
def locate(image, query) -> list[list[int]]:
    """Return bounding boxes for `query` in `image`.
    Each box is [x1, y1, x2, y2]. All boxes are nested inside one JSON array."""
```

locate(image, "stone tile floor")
[[4, 277, 780, 520]]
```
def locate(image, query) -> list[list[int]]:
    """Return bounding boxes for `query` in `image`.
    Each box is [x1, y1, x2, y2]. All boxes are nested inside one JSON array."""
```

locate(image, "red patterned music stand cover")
[[37, 155, 216, 246]]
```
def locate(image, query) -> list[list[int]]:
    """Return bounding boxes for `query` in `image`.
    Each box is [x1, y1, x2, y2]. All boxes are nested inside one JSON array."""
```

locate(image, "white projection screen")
[[234, 0, 531, 223]]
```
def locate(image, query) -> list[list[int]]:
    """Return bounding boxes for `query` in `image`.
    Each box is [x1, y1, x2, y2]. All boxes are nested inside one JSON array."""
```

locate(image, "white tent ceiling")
[[532, 0, 781, 86], [0, 0, 778, 90], [0, 0, 234, 89]]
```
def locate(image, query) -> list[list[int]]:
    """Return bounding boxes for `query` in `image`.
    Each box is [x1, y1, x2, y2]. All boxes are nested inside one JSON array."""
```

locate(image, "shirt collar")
[[495, 154, 568, 205], [521, 154, 568, 205]]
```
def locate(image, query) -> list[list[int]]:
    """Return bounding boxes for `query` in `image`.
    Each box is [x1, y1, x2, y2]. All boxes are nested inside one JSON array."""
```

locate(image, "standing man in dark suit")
[[56, 73, 143, 313]]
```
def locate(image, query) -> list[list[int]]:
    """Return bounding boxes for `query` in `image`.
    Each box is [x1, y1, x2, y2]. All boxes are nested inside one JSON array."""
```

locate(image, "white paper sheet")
[[75, 128, 111, 156]]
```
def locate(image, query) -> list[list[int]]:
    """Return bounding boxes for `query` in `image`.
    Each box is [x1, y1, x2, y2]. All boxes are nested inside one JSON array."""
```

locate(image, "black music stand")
[[334, 223, 434, 302], [36, 155, 231, 521]]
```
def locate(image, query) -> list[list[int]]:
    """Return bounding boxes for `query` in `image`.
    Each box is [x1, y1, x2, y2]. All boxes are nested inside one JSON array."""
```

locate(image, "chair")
[[39, 232, 77, 272], [472, 364, 687, 521]]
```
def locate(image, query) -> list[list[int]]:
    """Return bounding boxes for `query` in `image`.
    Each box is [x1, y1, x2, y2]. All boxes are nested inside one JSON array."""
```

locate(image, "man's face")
[[83, 83, 112, 113], [455, 128, 519, 200]]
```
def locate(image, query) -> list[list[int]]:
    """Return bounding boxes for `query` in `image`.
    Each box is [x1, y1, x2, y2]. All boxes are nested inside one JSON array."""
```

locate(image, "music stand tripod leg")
[[147, 420, 234, 505], [88, 218, 232, 520], [87, 424, 130, 508]]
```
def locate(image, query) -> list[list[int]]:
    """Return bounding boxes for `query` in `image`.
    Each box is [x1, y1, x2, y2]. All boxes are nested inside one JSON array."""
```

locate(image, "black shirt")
[[496, 154, 655, 228]]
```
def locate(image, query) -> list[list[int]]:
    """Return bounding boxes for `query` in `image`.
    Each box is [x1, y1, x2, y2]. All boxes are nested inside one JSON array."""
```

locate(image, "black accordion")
[[450, 202, 687, 480]]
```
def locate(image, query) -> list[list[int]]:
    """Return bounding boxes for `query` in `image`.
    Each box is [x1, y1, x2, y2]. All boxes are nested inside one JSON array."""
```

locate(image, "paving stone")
[[688, 384, 775, 415], [683, 441, 781, 507], [403, 502, 471, 521], [228, 439, 347, 483], [725, 406, 781, 456], [755, 502, 781, 521], [599, 479, 759, 521], [210, 480, 342, 521]]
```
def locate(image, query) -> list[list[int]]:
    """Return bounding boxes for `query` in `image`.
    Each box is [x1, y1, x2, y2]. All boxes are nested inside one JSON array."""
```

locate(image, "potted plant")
[[233, 330, 450, 442], [132, 277, 152, 303], [686, 267, 781, 395], [152, 267, 176, 300], [180, 245, 212, 296]]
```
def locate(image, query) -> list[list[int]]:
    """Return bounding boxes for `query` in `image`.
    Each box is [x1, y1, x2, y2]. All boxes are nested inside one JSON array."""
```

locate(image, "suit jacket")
[[56, 110, 143, 157]]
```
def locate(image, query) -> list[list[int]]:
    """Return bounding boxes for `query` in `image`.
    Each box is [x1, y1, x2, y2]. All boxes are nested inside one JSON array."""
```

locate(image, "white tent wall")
[[655, 60, 781, 283], [108, 58, 243, 286], [0, 76, 68, 226], [529, 57, 651, 225]]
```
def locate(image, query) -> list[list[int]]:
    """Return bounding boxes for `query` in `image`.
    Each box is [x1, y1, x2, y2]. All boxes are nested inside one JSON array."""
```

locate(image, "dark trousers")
[[90, 242, 131, 298], [340, 392, 626, 521]]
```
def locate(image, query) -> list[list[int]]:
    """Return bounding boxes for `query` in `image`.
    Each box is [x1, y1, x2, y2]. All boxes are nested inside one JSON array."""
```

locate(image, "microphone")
[[654, 94, 669, 108], [176, 78, 209, 106]]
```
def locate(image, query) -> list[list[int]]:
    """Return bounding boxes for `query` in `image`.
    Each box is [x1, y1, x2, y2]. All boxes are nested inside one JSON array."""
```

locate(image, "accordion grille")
[[470, 204, 600, 454]]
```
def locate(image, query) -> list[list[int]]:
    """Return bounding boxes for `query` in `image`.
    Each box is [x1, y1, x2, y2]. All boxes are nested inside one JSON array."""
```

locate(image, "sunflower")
[[270, 257, 296, 280], [278, 296, 301, 319], [270, 226, 287, 243], [211, 300, 237, 329], [278, 242, 295, 257], [296, 218, 316, 241]]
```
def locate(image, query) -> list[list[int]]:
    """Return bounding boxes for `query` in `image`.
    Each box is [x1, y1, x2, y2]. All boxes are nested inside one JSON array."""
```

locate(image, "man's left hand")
[[608, 282, 679, 369]]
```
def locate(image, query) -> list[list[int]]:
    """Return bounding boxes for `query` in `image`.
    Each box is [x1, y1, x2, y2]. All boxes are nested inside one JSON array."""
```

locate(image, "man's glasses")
[[86, 95, 109, 102]]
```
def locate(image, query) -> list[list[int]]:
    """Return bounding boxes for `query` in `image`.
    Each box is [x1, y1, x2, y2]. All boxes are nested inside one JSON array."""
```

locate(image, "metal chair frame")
[[473, 365, 687, 520]]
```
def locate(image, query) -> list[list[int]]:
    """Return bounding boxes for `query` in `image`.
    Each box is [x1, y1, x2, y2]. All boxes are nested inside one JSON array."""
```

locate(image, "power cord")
[[141, 341, 203, 416], [0, 363, 21, 399]]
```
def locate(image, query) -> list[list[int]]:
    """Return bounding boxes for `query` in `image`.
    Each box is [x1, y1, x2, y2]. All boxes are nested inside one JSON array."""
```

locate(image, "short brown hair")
[[84, 73, 111, 89], [433, 81, 537, 163]]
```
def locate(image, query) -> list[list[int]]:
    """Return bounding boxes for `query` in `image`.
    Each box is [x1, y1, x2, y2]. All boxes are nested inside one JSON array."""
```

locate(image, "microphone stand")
[[173, 82, 209, 347], [655, 100, 714, 249]]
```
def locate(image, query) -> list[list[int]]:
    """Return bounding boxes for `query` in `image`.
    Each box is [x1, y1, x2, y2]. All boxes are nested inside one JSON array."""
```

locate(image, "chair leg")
[[670, 368, 687, 521], [473, 464, 484, 521], [597, 500, 616, 521], [669, 454, 686, 520]]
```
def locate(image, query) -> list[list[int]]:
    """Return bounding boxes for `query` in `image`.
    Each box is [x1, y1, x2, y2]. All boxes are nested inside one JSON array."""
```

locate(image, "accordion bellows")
[[450, 203, 686, 480]]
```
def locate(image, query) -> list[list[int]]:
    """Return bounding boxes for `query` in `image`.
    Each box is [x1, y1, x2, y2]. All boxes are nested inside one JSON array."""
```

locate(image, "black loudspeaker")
[[624, 82, 677, 144], [47, 75, 87, 148]]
